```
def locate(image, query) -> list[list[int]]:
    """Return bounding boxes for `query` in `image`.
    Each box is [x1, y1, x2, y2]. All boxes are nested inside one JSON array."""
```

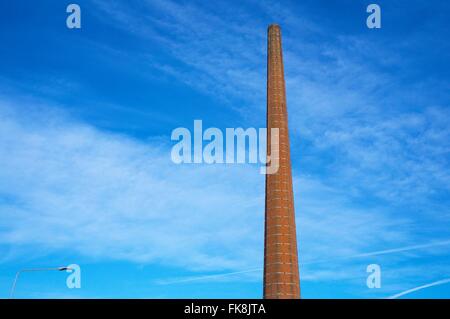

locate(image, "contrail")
[[387, 278, 450, 299], [154, 268, 262, 285], [349, 240, 450, 258], [300, 239, 450, 266], [156, 239, 450, 285]]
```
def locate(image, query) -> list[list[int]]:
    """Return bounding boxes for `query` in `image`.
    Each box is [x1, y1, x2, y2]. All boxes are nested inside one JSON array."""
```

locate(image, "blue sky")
[[0, 0, 449, 298]]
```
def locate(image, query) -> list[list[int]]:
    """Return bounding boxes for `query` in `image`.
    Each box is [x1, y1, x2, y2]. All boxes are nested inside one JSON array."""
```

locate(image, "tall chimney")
[[263, 24, 301, 299]]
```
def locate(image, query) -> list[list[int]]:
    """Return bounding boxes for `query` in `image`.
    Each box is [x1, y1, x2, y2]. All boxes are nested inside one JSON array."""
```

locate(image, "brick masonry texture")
[[263, 24, 301, 299]]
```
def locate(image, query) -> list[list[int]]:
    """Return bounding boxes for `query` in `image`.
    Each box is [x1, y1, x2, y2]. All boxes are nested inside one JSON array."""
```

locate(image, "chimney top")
[[268, 23, 281, 31]]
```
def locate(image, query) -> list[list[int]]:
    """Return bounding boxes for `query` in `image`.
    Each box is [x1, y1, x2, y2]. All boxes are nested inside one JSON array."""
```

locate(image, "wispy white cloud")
[[0, 97, 416, 278], [0, 98, 264, 271], [89, 0, 450, 210]]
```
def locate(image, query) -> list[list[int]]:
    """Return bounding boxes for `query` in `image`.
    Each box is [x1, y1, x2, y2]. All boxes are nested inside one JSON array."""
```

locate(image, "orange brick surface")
[[263, 24, 301, 299]]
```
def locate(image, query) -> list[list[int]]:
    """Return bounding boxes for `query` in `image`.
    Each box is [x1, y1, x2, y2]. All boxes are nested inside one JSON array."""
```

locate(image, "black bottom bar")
[[1, 299, 448, 317]]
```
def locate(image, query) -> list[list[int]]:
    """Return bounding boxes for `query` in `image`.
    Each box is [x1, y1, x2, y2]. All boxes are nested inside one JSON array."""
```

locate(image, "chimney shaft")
[[263, 24, 301, 299]]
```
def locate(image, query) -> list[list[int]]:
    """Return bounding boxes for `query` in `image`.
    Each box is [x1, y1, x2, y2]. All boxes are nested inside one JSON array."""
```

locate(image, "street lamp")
[[9, 266, 72, 299]]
